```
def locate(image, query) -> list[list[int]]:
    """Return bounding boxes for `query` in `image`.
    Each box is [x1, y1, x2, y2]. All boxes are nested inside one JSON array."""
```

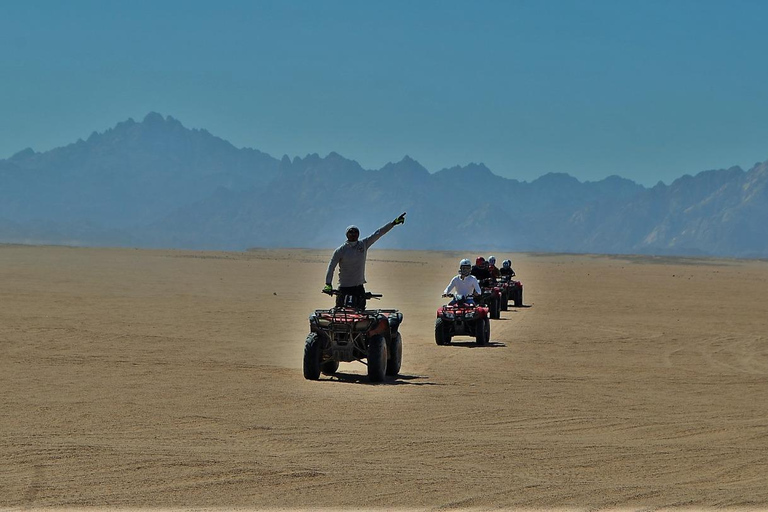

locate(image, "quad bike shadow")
[[449, 340, 507, 348], [304, 289, 404, 383], [325, 371, 438, 386]]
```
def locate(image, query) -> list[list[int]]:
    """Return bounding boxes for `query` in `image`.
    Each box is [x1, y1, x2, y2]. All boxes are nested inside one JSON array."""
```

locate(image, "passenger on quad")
[[442, 259, 482, 305], [470, 256, 492, 281], [324, 212, 406, 309], [487, 255, 501, 279], [500, 259, 516, 278]]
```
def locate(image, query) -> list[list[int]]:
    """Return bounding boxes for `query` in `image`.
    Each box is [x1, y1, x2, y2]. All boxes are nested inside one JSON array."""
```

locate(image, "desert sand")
[[2, 244, 768, 510]]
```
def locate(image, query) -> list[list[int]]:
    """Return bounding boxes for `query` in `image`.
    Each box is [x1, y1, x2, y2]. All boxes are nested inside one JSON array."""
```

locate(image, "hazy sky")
[[2, 0, 767, 185]]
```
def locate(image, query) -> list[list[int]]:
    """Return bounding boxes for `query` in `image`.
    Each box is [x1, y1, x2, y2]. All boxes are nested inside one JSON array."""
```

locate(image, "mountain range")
[[2, 113, 767, 258]]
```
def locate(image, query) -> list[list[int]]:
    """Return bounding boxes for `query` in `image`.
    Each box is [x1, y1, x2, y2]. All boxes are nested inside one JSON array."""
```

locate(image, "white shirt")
[[443, 274, 481, 296]]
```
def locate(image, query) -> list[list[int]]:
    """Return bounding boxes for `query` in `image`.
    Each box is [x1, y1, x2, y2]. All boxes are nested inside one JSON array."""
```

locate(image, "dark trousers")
[[336, 284, 366, 309]]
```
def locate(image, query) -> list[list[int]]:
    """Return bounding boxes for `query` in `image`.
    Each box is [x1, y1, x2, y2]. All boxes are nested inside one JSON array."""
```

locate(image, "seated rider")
[[470, 256, 492, 283], [443, 259, 482, 305], [499, 259, 516, 278], [487, 255, 500, 279]]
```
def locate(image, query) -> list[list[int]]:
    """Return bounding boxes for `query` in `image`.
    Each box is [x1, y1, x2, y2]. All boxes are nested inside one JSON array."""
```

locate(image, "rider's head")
[[502, 259, 512, 269], [488, 256, 496, 266], [346, 225, 360, 242], [459, 258, 471, 277], [475, 256, 486, 268]]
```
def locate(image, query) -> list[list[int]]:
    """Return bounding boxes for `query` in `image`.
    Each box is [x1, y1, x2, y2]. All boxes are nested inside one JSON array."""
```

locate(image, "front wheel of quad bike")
[[500, 292, 508, 311], [320, 359, 339, 376], [303, 332, 323, 380], [434, 318, 451, 345], [386, 332, 402, 376], [490, 297, 500, 319], [368, 335, 387, 382], [514, 289, 523, 307], [484, 318, 491, 344], [475, 319, 488, 346]]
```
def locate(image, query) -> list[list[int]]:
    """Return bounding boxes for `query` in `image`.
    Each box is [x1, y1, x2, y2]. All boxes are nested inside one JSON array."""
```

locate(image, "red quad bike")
[[435, 294, 491, 346], [478, 278, 502, 319], [497, 279, 510, 311], [304, 290, 403, 383], [500, 276, 524, 307]]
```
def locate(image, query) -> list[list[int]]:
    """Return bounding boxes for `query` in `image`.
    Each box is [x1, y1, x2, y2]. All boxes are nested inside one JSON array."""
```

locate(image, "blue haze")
[[2, 0, 768, 186]]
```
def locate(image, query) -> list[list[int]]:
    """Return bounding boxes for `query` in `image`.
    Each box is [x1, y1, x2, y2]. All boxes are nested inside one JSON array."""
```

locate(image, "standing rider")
[[442, 259, 482, 305], [324, 213, 406, 309]]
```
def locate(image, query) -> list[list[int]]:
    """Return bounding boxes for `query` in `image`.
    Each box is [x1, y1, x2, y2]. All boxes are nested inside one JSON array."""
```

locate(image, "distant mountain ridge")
[[1, 113, 766, 258]]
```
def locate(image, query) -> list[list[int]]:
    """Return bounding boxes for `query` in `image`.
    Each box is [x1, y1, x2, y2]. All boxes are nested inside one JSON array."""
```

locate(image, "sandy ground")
[[2, 244, 768, 511]]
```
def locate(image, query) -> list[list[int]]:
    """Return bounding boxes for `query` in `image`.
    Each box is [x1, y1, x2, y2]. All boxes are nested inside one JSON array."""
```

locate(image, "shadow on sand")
[[325, 372, 440, 386], [445, 341, 507, 348]]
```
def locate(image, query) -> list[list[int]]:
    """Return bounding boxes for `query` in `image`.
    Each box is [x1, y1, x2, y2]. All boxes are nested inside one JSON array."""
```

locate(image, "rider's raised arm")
[[324, 248, 342, 286], [362, 220, 396, 250], [362, 213, 405, 249]]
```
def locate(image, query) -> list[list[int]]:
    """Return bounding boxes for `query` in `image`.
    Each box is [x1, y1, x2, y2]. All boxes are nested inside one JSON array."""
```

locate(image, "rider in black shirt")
[[470, 256, 492, 281], [499, 259, 516, 278]]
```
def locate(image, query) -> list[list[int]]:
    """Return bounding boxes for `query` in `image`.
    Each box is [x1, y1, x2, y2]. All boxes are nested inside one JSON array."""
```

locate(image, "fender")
[[367, 317, 389, 337]]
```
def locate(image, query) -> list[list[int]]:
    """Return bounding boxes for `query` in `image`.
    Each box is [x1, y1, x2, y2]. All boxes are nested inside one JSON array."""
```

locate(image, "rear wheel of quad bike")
[[490, 297, 500, 319], [514, 289, 523, 307], [303, 332, 322, 380], [434, 318, 451, 345], [320, 359, 339, 376], [386, 332, 402, 376], [368, 335, 387, 382], [475, 319, 488, 346]]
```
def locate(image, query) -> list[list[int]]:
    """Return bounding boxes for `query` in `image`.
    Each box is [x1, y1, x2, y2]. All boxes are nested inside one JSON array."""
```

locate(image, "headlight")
[[465, 312, 476, 319], [444, 312, 455, 319], [317, 318, 332, 327]]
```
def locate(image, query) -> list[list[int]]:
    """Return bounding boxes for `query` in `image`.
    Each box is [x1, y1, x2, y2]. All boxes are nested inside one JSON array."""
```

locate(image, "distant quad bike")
[[435, 294, 491, 346], [304, 290, 403, 383], [478, 279, 502, 319], [500, 276, 524, 307], [498, 280, 510, 311]]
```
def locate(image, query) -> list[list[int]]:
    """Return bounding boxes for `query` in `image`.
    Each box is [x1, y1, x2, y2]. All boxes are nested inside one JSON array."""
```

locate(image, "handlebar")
[[323, 289, 382, 300]]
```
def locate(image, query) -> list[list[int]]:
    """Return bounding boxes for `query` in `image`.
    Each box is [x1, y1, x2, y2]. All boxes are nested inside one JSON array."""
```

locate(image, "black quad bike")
[[304, 290, 403, 382], [435, 294, 491, 346]]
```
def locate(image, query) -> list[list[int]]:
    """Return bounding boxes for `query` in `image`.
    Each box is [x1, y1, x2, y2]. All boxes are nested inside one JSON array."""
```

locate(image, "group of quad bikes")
[[303, 275, 524, 382], [436, 275, 523, 347]]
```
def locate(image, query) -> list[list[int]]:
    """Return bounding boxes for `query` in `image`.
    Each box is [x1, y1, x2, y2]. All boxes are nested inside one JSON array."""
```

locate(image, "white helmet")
[[502, 259, 512, 269], [459, 258, 471, 276], [488, 256, 496, 266]]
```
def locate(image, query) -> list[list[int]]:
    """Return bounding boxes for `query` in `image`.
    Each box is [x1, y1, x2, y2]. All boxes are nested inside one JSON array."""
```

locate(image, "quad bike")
[[499, 276, 524, 307], [304, 289, 403, 382], [435, 294, 490, 346], [497, 279, 510, 311], [478, 278, 502, 319]]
